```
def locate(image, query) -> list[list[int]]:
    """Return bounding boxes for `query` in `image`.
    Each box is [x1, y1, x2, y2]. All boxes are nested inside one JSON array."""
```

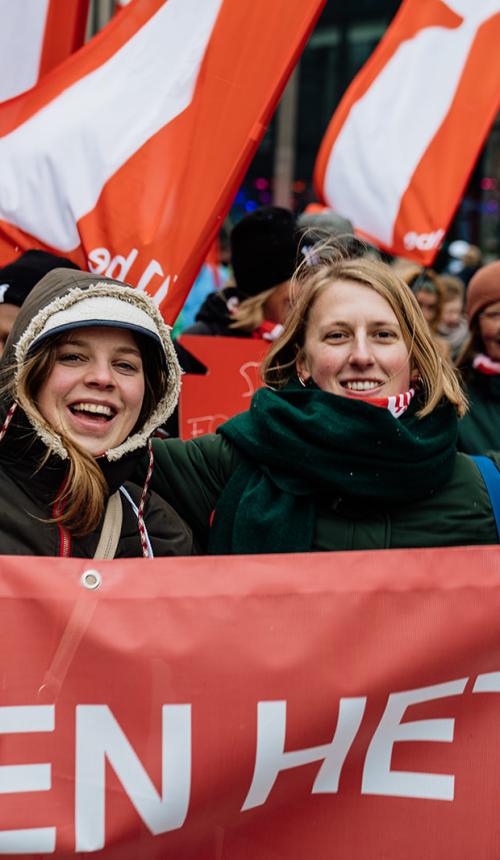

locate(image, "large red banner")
[[0, 545, 499, 857]]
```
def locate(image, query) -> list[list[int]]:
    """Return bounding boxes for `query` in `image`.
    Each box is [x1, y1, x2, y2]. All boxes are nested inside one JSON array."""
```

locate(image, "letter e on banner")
[[473, 671, 500, 693], [0, 705, 55, 854], [362, 678, 468, 801]]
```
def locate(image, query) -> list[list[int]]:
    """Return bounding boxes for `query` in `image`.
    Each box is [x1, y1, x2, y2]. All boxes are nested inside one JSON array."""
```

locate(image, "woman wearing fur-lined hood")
[[0, 268, 194, 558]]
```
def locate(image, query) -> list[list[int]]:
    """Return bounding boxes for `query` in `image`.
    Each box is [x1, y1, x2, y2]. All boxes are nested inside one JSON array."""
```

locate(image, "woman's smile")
[[66, 399, 119, 434], [340, 379, 385, 394]]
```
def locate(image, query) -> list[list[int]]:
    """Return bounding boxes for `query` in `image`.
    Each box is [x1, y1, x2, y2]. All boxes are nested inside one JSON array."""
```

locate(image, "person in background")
[[446, 240, 482, 286], [0, 269, 194, 557], [182, 206, 299, 342], [167, 207, 301, 433], [297, 208, 354, 255], [173, 224, 231, 338], [438, 274, 469, 361], [457, 260, 500, 455], [397, 264, 448, 357], [138, 253, 499, 554], [297, 206, 380, 262], [0, 250, 80, 355]]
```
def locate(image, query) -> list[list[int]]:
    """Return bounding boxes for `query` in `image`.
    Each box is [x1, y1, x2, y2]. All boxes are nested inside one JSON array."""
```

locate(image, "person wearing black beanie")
[[0, 250, 80, 355], [181, 206, 300, 342]]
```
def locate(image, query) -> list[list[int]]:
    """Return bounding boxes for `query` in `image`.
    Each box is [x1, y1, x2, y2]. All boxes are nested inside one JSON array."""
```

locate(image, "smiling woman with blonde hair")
[[264, 256, 464, 416], [139, 252, 499, 553]]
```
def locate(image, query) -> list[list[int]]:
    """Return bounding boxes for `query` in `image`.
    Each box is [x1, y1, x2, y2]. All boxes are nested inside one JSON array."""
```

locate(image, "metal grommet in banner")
[[81, 569, 102, 590]]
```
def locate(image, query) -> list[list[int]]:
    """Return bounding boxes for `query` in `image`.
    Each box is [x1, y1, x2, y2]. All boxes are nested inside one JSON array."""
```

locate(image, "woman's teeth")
[[70, 403, 114, 419], [344, 381, 381, 391]]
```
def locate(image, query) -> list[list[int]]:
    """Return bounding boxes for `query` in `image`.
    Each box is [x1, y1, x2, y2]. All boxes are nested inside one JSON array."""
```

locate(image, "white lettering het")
[[87, 247, 177, 305], [243, 677, 471, 811]]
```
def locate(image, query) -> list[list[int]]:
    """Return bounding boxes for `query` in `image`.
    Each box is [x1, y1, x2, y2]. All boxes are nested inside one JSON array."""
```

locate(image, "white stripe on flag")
[[323, 0, 499, 246], [0, 0, 223, 250], [0, 0, 50, 101]]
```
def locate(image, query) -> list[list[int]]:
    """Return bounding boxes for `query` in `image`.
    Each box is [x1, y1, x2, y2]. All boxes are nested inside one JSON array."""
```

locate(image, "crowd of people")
[[0, 205, 498, 558]]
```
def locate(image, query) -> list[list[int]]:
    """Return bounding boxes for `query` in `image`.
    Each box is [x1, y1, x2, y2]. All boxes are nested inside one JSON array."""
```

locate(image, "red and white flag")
[[314, 0, 500, 265], [0, 0, 89, 102], [0, 0, 325, 323]]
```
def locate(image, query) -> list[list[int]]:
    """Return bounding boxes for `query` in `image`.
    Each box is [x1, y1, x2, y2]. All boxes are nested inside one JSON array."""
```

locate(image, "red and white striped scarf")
[[251, 320, 284, 341], [351, 387, 415, 418], [473, 353, 500, 376]]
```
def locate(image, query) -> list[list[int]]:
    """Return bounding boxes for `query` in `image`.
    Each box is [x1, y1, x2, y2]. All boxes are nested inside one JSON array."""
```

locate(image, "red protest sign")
[[178, 335, 269, 438], [0, 546, 499, 857]]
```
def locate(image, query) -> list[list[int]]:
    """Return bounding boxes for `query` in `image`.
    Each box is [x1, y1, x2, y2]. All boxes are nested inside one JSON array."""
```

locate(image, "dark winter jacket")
[[0, 269, 195, 557], [183, 287, 250, 338], [141, 433, 499, 553], [457, 367, 500, 455]]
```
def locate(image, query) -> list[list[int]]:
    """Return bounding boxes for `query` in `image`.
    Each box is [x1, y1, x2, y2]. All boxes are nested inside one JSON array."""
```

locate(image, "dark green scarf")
[[208, 378, 458, 554]]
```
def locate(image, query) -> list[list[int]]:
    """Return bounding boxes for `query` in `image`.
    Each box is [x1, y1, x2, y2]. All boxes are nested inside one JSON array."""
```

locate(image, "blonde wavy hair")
[[13, 333, 168, 535], [262, 253, 467, 418], [229, 287, 277, 333]]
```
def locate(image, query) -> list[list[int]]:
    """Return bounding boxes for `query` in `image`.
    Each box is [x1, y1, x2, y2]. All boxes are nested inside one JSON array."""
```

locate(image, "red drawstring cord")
[[137, 439, 154, 558], [0, 402, 17, 443]]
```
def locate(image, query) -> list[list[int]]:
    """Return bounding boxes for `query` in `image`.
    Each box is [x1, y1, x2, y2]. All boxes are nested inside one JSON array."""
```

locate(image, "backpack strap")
[[471, 455, 500, 542], [93, 491, 123, 560]]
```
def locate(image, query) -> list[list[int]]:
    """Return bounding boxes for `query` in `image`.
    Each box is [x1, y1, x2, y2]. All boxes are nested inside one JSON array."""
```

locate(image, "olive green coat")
[[457, 369, 500, 455], [147, 435, 499, 552]]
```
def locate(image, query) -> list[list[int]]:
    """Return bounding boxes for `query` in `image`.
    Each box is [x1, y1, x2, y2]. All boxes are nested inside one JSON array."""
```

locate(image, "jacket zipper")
[[52, 482, 71, 558], [58, 523, 71, 558]]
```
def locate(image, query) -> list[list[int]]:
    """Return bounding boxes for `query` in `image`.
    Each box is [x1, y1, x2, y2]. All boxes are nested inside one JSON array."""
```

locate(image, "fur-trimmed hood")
[[0, 268, 181, 463]]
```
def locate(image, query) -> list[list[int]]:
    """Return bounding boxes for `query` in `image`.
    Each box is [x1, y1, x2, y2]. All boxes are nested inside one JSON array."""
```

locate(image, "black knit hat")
[[0, 250, 80, 308], [230, 206, 299, 297]]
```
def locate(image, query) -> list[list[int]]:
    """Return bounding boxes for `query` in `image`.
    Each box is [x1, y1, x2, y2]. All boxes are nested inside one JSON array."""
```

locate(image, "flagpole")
[[272, 64, 300, 210]]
